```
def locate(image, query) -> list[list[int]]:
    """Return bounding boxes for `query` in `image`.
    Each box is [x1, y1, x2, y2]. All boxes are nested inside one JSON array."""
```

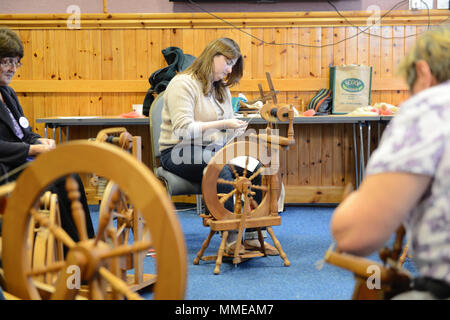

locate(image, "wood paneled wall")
[[1, 10, 448, 202]]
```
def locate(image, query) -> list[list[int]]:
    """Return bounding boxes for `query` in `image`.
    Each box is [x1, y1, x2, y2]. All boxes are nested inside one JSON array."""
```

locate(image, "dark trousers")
[[0, 174, 95, 243], [49, 174, 95, 243], [160, 144, 262, 212]]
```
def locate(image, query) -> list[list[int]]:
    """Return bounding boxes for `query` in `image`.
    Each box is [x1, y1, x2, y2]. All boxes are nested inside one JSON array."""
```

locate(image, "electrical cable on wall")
[[186, 0, 448, 48]]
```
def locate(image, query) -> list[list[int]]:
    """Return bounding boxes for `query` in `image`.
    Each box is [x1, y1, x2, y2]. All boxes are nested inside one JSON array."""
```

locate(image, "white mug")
[[132, 104, 143, 115]]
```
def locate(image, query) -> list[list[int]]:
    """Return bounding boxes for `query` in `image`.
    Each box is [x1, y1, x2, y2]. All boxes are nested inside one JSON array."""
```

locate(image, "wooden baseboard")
[[86, 185, 345, 205], [166, 185, 345, 205], [285, 185, 345, 204]]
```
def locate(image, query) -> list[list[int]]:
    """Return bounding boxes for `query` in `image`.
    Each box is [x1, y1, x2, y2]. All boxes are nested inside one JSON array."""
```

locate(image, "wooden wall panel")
[[1, 10, 447, 202]]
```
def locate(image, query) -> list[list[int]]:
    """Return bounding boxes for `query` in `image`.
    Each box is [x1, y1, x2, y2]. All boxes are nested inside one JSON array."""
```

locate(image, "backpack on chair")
[[143, 47, 196, 116]]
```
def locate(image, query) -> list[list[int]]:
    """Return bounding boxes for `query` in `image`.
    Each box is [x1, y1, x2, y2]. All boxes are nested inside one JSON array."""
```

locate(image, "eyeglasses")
[[0, 58, 22, 69]]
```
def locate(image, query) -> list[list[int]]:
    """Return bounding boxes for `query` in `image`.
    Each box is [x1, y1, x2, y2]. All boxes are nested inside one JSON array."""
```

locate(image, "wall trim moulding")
[[10, 78, 408, 93], [0, 10, 448, 29]]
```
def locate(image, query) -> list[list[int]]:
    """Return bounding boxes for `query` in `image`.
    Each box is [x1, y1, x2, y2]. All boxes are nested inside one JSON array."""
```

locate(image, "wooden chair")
[[149, 91, 203, 214], [1, 140, 186, 299], [194, 102, 294, 274]]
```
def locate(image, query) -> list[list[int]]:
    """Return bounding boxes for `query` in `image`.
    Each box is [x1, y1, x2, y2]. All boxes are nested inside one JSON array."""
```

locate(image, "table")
[[36, 116, 149, 142], [37, 115, 390, 190], [237, 115, 383, 188]]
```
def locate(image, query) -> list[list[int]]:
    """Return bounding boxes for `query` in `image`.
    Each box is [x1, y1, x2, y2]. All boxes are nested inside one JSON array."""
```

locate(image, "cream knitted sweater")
[[159, 73, 235, 152]]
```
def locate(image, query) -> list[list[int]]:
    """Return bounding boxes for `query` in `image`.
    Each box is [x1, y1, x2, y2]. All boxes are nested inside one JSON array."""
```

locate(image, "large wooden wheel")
[[2, 140, 186, 300], [202, 139, 281, 221]]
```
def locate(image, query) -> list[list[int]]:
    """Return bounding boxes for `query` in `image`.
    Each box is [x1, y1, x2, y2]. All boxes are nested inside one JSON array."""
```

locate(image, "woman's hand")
[[222, 119, 248, 130], [37, 138, 56, 148], [28, 138, 56, 156]]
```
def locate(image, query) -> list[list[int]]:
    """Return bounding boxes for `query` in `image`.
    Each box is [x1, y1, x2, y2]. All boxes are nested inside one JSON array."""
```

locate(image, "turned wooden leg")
[[233, 229, 245, 265], [193, 230, 215, 265], [257, 228, 266, 256], [266, 227, 290, 267], [398, 241, 409, 267], [214, 231, 228, 275]]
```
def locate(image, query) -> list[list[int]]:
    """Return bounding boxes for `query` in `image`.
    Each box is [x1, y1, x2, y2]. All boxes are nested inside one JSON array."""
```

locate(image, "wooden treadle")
[[201, 251, 265, 263], [127, 273, 157, 292], [207, 216, 281, 231]]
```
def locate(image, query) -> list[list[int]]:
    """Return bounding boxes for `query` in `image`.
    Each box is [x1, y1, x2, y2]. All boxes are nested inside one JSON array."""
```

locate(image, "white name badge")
[[19, 116, 29, 128]]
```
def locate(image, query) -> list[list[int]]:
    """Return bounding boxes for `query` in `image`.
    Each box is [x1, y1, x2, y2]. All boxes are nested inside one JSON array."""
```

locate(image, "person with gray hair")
[[330, 25, 450, 299], [0, 27, 94, 248]]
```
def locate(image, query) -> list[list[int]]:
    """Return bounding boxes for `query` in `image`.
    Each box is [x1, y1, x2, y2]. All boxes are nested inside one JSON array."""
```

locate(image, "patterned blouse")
[[366, 80, 450, 283]]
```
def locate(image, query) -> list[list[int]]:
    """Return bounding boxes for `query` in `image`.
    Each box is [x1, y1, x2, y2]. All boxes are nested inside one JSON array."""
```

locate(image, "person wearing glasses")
[[0, 27, 94, 246], [330, 25, 450, 299], [159, 37, 278, 256]]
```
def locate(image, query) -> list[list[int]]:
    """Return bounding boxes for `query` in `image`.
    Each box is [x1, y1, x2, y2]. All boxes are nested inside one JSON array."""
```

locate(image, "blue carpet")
[[89, 204, 418, 300]]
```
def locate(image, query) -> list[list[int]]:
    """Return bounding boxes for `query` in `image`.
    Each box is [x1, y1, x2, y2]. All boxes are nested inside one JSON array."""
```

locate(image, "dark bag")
[[143, 47, 196, 116], [307, 88, 332, 115]]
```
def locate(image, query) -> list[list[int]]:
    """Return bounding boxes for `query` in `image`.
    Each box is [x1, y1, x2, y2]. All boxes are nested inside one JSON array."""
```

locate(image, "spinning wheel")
[[95, 127, 151, 291], [1, 141, 186, 299], [324, 185, 411, 300], [98, 181, 151, 292], [324, 229, 412, 300], [194, 102, 294, 274], [202, 140, 281, 221]]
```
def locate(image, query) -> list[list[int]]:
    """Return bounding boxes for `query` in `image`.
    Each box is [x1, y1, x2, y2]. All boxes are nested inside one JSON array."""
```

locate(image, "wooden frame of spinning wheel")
[[95, 127, 154, 292], [323, 185, 412, 300], [194, 103, 295, 274], [1, 141, 186, 300]]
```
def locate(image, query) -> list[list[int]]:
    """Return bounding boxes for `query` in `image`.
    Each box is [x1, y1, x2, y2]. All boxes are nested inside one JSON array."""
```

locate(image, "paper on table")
[[229, 156, 259, 172]]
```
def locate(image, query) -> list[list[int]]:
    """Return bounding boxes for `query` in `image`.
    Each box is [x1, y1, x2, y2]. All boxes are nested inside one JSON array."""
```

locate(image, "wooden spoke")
[[66, 175, 89, 241], [106, 227, 123, 300], [124, 227, 130, 244], [98, 241, 152, 260], [250, 184, 269, 192], [248, 166, 264, 181], [217, 178, 235, 186], [27, 261, 66, 277], [115, 223, 127, 238], [227, 164, 240, 179], [94, 204, 114, 246], [30, 208, 76, 249], [218, 189, 236, 204], [243, 156, 250, 177], [98, 267, 143, 300], [112, 212, 127, 219]]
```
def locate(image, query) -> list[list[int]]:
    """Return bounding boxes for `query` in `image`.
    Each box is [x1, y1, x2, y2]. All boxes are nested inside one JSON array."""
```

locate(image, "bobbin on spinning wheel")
[[1, 141, 186, 299], [95, 127, 133, 150]]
